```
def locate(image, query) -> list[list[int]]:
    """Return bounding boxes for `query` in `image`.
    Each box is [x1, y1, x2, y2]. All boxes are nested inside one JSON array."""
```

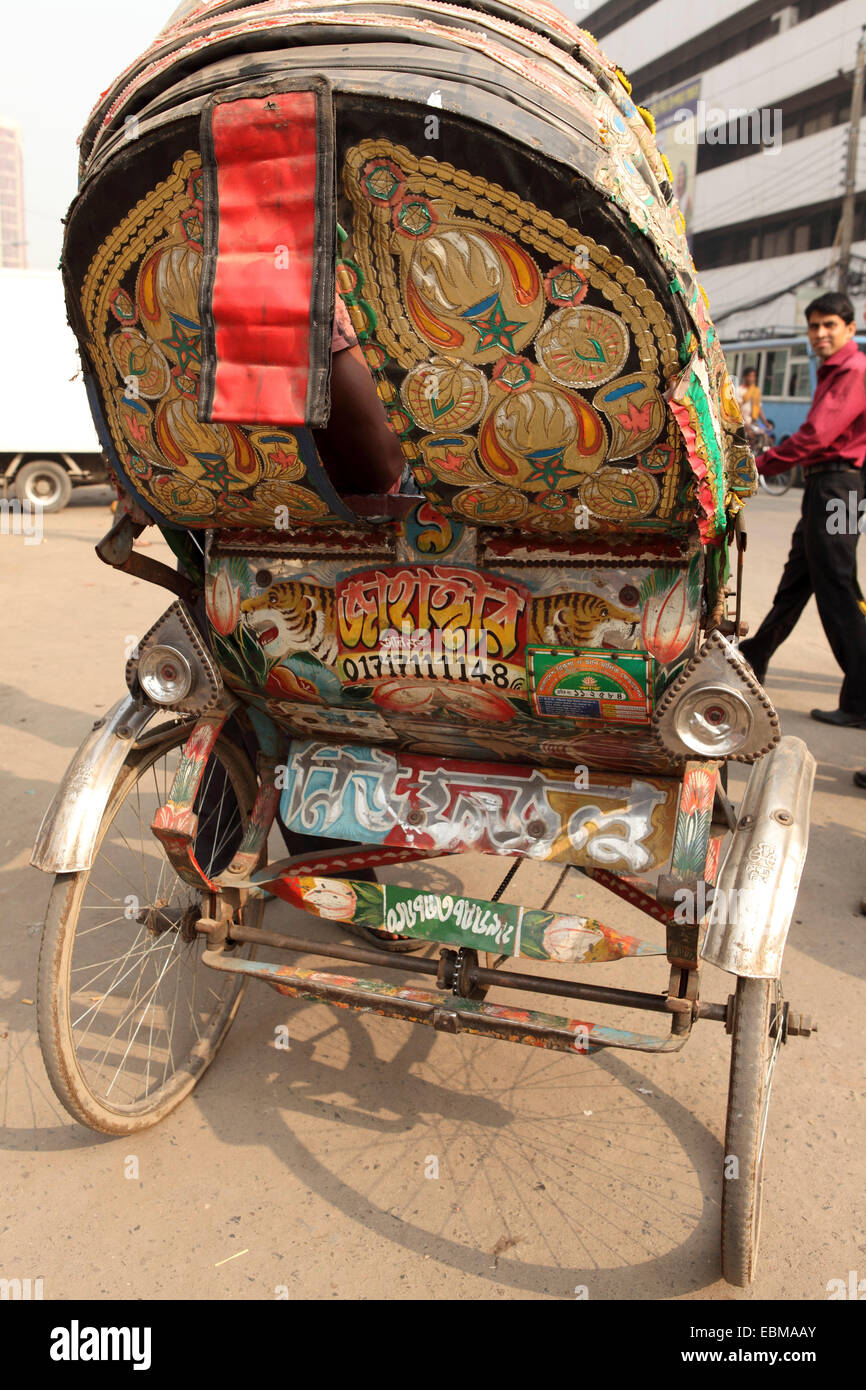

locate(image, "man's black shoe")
[[853, 770, 866, 789], [811, 708, 866, 728]]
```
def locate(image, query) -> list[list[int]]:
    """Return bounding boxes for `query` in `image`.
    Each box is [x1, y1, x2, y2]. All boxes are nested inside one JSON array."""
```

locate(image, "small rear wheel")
[[15, 459, 72, 512], [37, 726, 262, 1134], [721, 975, 784, 1285]]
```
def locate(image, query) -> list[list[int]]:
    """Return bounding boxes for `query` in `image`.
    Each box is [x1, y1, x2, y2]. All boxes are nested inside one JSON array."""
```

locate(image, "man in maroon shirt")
[[739, 293, 866, 726]]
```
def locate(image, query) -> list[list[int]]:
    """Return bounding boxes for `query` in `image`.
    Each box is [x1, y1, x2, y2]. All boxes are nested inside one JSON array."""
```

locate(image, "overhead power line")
[[694, 143, 847, 229], [711, 254, 866, 324]]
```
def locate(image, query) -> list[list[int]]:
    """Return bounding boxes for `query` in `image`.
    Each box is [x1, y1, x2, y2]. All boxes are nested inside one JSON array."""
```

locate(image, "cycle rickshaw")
[[32, 0, 816, 1286]]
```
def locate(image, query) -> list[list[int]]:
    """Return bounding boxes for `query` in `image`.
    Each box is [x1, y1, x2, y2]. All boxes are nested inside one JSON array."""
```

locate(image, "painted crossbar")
[[247, 867, 666, 965], [201, 951, 685, 1055]]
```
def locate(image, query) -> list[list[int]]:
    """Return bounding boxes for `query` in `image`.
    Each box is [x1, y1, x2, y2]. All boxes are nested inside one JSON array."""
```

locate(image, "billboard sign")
[[652, 78, 701, 244]]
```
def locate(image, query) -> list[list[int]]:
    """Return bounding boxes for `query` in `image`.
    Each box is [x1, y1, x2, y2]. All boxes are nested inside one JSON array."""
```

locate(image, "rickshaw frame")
[[32, 682, 816, 1054]]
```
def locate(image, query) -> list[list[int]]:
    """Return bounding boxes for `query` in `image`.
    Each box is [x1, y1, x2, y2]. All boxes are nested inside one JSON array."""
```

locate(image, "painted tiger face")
[[530, 591, 639, 649], [240, 581, 337, 664]]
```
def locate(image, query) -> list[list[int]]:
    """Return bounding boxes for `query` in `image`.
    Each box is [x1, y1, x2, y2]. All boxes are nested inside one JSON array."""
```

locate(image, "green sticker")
[[383, 885, 521, 953], [527, 647, 653, 723]]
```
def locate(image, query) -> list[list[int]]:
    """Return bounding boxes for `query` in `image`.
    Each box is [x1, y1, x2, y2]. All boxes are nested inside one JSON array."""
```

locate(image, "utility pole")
[[837, 28, 865, 294]]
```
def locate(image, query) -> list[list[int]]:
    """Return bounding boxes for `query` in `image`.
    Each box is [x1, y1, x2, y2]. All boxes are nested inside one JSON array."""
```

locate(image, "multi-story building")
[[578, 0, 866, 340], [0, 120, 27, 269]]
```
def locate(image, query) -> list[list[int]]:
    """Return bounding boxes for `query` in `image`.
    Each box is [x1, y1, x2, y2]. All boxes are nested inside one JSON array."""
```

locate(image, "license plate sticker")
[[527, 647, 653, 724]]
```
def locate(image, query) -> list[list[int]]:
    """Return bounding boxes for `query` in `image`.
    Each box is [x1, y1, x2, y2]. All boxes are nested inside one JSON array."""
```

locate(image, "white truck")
[[0, 267, 109, 511]]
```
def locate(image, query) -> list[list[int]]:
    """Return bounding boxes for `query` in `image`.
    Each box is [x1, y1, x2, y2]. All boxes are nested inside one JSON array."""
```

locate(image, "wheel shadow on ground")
[[64, 488, 115, 509], [190, 960, 730, 1300], [1, 884, 753, 1297], [0, 1027, 100, 1152]]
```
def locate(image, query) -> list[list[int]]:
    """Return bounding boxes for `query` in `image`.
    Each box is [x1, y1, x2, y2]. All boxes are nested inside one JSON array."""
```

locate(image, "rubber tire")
[[721, 976, 780, 1286], [14, 459, 72, 512], [37, 732, 260, 1135], [761, 471, 793, 497]]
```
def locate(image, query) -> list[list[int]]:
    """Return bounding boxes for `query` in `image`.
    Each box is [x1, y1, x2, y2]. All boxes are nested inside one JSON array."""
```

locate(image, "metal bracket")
[[711, 784, 739, 833], [432, 1008, 461, 1034], [96, 512, 200, 605], [665, 964, 700, 1029], [734, 510, 747, 641], [658, 872, 700, 969], [126, 599, 223, 714]]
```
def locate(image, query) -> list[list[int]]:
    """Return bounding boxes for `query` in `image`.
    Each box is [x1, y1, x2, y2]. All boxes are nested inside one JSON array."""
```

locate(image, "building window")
[[695, 76, 856, 175], [802, 110, 833, 136], [691, 196, 866, 269], [627, 0, 842, 109], [788, 357, 812, 397], [763, 350, 788, 396]]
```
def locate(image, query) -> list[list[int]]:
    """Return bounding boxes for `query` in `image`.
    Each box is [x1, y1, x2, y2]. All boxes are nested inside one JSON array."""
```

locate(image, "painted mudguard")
[[30, 695, 191, 875], [701, 736, 816, 980]]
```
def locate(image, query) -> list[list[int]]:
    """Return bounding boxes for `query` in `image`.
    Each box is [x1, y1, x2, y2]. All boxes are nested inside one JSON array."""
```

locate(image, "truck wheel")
[[15, 460, 72, 512]]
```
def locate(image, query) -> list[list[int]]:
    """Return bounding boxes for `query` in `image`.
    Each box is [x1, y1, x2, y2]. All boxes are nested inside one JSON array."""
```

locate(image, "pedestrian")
[[737, 366, 771, 431], [739, 292, 866, 727]]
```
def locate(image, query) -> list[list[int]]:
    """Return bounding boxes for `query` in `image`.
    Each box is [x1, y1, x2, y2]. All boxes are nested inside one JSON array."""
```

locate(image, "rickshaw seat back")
[[61, 3, 757, 545], [61, 2, 768, 784]]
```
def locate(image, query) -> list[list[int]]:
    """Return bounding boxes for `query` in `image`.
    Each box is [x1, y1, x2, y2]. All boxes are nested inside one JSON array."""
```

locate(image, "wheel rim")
[[763, 475, 790, 495], [24, 472, 61, 505], [60, 740, 255, 1114], [723, 978, 783, 1280]]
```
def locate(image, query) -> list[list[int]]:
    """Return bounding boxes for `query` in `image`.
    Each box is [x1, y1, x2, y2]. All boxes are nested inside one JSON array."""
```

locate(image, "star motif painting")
[[161, 314, 201, 374], [465, 297, 524, 354]]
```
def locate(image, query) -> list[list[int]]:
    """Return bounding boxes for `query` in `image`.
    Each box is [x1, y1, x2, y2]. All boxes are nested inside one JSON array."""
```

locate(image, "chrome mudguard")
[[31, 694, 191, 875], [701, 736, 816, 979]]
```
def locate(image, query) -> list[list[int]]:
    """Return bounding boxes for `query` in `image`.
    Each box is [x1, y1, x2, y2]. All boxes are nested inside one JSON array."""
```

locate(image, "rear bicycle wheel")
[[720, 975, 784, 1285], [37, 726, 262, 1134], [761, 470, 793, 496]]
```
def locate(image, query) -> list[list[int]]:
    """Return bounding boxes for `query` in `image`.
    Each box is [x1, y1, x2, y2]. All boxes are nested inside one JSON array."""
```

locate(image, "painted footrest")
[[227, 958, 681, 1055], [252, 867, 666, 964]]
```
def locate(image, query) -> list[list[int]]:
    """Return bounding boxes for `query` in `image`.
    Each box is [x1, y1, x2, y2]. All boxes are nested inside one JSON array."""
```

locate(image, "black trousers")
[[740, 467, 866, 713]]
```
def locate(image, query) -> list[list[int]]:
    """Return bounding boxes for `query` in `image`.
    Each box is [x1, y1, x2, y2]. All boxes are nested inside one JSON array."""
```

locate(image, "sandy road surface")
[[0, 487, 864, 1301]]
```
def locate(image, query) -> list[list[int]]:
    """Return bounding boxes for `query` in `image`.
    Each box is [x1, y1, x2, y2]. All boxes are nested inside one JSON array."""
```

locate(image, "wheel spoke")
[[103, 941, 185, 1097], [42, 735, 258, 1125], [757, 992, 785, 1166], [71, 932, 172, 1032]]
